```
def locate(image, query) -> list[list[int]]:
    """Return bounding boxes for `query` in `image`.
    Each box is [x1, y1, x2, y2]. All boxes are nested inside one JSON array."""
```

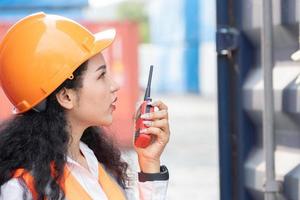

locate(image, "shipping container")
[[217, 0, 300, 199], [147, 0, 200, 93]]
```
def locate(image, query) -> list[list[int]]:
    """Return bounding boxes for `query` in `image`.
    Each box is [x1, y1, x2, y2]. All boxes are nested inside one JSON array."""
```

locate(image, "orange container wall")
[[0, 87, 13, 121], [0, 22, 14, 121], [0, 21, 139, 148]]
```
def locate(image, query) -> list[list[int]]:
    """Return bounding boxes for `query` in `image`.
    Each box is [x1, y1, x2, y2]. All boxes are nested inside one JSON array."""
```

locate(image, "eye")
[[97, 71, 106, 80]]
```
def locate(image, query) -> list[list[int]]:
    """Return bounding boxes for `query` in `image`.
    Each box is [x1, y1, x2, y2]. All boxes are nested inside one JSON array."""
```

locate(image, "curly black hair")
[[0, 61, 128, 200]]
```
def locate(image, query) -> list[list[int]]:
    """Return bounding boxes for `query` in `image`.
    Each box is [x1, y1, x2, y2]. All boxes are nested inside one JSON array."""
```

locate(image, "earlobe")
[[55, 88, 75, 110]]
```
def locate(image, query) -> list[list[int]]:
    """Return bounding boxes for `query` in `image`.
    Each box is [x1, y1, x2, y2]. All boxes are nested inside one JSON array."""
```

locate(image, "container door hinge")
[[216, 26, 239, 57]]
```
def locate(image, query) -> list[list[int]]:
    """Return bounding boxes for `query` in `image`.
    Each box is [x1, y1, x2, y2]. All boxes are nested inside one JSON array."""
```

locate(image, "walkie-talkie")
[[134, 65, 154, 148]]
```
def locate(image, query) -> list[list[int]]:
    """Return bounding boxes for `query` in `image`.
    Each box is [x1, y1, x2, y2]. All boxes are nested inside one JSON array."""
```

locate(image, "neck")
[[67, 118, 87, 161], [68, 134, 82, 161]]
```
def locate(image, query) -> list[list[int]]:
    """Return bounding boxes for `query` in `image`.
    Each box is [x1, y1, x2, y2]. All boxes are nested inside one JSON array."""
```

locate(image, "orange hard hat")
[[0, 12, 116, 114]]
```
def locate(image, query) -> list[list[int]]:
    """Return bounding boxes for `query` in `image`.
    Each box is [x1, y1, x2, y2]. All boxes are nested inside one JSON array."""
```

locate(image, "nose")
[[110, 77, 120, 93]]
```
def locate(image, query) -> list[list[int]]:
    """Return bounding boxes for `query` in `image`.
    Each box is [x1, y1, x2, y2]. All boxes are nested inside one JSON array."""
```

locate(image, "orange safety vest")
[[13, 164, 126, 200]]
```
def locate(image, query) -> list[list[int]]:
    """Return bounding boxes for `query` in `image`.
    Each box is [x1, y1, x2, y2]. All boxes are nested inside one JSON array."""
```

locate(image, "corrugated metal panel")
[[217, 0, 300, 199]]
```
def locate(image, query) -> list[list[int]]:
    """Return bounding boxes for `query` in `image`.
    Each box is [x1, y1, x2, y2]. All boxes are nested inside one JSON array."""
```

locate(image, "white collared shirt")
[[0, 142, 168, 200]]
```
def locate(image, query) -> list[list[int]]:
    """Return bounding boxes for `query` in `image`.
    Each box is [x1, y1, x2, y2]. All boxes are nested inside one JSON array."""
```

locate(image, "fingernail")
[[141, 113, 150, 119], [143, 121, 152, 126]]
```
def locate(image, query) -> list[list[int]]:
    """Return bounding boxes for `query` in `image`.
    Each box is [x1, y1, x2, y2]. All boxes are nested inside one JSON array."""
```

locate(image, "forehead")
[[86, 53, 106, 72]]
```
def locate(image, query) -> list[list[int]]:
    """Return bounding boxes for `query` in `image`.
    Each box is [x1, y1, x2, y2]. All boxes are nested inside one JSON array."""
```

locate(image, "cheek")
[[75, 85, 112, 125]]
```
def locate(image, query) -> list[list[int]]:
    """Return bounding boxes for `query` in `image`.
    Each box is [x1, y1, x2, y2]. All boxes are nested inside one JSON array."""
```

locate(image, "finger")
[[141, 109, 168, 120], [140, 127, 169, 143], [142, 119, 169, 129], [150, 100, 168, 111]]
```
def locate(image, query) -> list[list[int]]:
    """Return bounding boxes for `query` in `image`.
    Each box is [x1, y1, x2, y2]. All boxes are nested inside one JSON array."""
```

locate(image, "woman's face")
[[71, 53, 120, 127]]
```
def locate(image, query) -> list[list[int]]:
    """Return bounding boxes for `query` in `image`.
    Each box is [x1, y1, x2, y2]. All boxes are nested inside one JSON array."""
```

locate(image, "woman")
[[0, 12, 170, 200]]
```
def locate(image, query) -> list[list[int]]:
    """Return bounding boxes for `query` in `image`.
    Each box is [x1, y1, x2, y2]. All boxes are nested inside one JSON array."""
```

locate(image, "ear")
[[55, 88, 77, 110]]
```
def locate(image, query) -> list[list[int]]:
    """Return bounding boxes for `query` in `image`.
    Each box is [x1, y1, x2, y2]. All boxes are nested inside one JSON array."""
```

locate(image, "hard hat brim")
[[291, 50, 300, 61], [92, 29, 116, 56]]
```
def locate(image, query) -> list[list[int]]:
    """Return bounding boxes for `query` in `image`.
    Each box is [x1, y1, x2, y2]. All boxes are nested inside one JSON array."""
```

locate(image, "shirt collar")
[[67, 141, 99, 178]]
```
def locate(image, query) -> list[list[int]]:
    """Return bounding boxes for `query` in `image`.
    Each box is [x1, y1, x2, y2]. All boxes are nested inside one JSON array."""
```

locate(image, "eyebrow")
[[95, 65, 106, 72]]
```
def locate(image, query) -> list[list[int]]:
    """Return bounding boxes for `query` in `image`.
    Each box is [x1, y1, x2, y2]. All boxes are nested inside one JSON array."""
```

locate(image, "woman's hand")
[[134, 100, 170, 173]]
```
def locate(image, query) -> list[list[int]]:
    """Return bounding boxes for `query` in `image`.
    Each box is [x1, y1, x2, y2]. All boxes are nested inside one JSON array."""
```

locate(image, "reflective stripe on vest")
[[13, 164, 126, 200]]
